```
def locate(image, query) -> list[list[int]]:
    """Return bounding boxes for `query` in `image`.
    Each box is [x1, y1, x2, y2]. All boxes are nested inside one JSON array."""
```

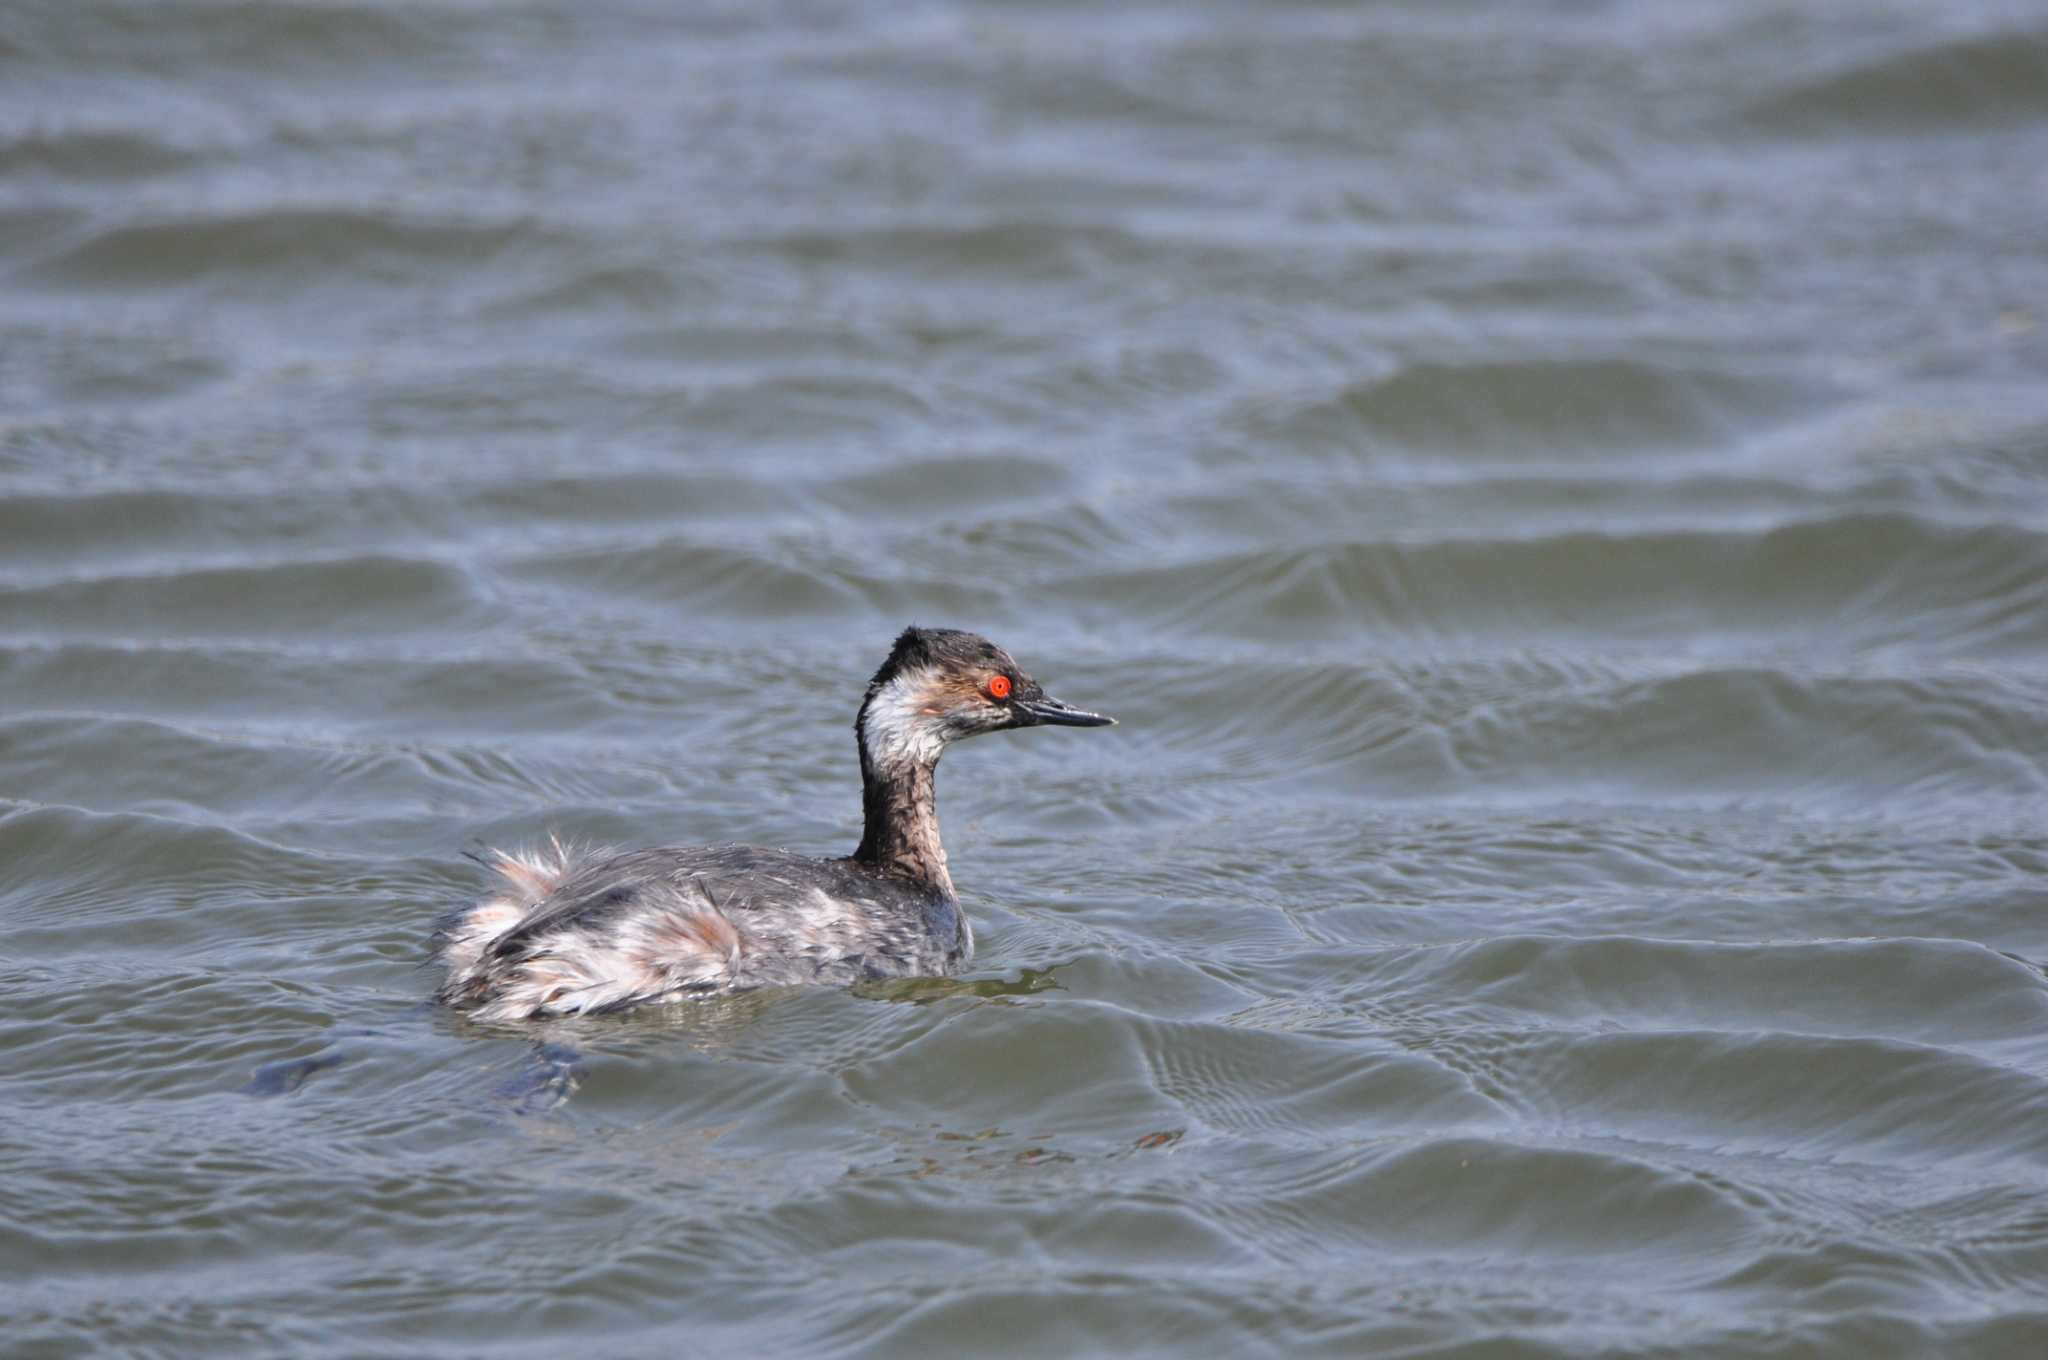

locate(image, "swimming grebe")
[[433, 627, 1114, 1021]]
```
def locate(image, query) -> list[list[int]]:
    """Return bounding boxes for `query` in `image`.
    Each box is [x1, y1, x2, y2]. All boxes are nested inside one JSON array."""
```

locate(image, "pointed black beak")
[[1014, 693, 1116, 728]]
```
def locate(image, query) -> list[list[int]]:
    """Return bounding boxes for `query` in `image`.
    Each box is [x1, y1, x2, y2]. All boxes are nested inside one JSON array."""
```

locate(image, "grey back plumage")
[[493, 843, 966, 976]]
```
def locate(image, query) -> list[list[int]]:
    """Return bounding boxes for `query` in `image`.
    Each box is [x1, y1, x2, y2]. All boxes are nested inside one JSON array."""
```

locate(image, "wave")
[[1746, 28, 2048, 134], [1, 1, 458, 76], [0, 128, 197, 180], [1055, 512, 2048, 658], [1242, 357, 1834, 456], [0, 552, 486, 640], [1109, 650, 2048, 813], [30, 208, 541, 289]]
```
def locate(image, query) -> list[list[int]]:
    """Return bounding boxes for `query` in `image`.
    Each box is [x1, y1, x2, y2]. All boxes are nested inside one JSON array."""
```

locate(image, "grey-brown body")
[[432, 627, 1111, 1022]]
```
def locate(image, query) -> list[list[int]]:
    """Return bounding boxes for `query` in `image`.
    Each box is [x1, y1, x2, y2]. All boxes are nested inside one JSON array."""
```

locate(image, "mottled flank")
[[434, 842, 969, 1022], [433, 627, 1107, 1021]]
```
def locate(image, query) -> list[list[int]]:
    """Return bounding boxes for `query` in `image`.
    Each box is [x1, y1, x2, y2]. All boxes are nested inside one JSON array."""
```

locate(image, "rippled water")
[[6, 2, 2048, 1355]]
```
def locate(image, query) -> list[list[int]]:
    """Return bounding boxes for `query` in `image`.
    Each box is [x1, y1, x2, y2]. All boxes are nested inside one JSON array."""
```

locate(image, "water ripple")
[[6, 0, 2048, 1355]]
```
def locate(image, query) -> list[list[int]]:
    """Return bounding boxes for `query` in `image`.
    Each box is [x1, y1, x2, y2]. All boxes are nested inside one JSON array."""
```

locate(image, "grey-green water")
[[6, 2, 2048, 1356]]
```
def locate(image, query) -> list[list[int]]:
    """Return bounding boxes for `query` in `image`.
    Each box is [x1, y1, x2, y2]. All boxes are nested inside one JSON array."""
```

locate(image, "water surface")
[[5, 2, 2048, 1356]]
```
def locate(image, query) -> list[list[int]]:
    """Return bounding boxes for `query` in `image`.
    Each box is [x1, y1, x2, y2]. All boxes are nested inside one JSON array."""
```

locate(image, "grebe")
[[433, 627, 1114, 1021]]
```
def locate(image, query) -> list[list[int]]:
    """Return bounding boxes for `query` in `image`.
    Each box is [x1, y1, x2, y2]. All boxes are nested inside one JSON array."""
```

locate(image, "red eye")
[[987, 675, 1012, 699]]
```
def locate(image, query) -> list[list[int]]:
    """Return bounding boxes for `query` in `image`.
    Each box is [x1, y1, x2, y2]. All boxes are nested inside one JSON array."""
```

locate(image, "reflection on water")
[[851, 967, 1066, 1006], [5, 0, 2048, 1356]]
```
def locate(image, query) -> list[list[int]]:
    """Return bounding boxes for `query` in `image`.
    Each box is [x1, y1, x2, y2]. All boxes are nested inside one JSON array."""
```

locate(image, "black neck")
[[851, 744, 954, 897]]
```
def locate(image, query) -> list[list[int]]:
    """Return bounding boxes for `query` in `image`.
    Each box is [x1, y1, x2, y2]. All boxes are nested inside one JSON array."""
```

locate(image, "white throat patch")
[[860, 668, 949, 767]]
